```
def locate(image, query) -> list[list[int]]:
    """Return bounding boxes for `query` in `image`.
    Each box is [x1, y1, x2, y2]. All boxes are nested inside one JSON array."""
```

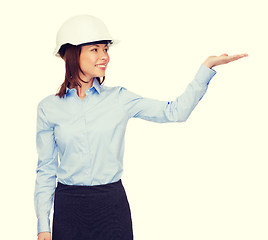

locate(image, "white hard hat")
[[53, 14, 119, 57]]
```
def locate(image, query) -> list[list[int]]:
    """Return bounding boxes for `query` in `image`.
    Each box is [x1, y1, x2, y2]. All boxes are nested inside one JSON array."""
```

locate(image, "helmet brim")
[[54, 39, 120, 57]]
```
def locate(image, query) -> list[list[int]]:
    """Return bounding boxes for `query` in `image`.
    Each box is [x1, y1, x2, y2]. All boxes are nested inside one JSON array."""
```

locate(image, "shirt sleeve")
[[118, 64, 216, 122], [34, 101, 58, 235]]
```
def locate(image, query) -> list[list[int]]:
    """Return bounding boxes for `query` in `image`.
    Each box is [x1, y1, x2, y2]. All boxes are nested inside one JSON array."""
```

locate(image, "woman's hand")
[[37, 232, 51, 240], [203, 53, 248, 69]]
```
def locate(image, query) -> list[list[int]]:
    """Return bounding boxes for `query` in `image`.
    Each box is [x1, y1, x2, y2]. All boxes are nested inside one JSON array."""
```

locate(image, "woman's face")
[[79, 44, 110, 81]]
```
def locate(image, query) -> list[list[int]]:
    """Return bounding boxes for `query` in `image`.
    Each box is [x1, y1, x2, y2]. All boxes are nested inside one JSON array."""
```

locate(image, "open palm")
[[203, 53, 248, 68]]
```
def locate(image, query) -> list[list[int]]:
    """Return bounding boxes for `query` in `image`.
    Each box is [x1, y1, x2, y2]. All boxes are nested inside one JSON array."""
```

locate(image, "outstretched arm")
[[118, 52, 248, 123]]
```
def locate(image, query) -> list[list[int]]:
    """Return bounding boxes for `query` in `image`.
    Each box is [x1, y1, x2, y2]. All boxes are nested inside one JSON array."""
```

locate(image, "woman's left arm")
[[118, 53, 248, 123]]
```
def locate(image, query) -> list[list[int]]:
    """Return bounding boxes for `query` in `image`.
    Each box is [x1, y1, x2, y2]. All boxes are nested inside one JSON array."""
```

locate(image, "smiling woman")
[[34, 14, 247, 240]]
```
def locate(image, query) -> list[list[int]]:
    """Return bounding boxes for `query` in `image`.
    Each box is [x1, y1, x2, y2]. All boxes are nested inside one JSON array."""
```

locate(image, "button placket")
[[82, 103, 88, 152], [82, 100, 93, 176]]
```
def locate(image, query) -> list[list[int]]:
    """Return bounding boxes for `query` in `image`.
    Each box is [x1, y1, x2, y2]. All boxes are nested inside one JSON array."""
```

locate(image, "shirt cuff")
[[195, 64, 217, 85], [37, 217, 51, 235]]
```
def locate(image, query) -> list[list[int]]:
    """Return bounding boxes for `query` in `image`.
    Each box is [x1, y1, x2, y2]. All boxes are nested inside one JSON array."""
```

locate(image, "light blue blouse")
[[34, 64, 216, 235]]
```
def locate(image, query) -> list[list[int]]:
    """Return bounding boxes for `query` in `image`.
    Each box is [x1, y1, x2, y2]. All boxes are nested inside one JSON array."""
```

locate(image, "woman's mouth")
[[95, 64, 107, 70]]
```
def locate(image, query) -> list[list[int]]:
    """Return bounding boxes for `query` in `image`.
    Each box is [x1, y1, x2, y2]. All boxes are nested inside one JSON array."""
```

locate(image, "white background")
[[1, 0, 267, 239]]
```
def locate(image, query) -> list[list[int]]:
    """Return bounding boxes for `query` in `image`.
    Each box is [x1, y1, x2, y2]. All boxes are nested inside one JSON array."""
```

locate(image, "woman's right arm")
[[34, 101, 58, 238]]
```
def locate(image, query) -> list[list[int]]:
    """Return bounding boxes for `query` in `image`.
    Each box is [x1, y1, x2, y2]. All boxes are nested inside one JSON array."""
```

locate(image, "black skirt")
[[52, 179, 133, 240]]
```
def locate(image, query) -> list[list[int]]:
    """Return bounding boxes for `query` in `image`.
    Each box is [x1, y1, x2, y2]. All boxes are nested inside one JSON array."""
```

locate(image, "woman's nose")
[[100, 51, 109, 61]]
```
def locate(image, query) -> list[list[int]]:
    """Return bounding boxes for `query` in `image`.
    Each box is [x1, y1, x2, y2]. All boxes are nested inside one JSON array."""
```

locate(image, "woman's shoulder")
[[100, 84, 128, 97], [101, 84, 123, 91], [37, 94, 62, 108]]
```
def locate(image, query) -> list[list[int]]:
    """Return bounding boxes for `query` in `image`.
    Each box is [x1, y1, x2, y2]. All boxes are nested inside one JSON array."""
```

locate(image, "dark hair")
[[56, 43, 105, 98]]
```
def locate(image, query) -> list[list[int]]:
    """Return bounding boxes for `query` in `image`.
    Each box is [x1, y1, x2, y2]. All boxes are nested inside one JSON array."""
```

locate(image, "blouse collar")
[[66, 78, 101, 96]]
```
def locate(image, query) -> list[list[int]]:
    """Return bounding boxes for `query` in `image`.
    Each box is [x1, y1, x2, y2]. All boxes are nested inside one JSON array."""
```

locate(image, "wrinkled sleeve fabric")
[[34, 101, 58, 235], [118, 64, 216, 122]]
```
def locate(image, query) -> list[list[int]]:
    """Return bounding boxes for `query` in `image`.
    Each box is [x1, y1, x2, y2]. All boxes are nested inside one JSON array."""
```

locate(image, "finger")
[[220, 53, 228, 56], [226, 54, 248, 62], [234, 53, 248, 59], [231, 53, 248, 58]]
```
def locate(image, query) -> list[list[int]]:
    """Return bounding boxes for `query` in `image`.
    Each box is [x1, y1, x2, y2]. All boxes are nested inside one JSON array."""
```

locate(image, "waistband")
[[55, 179, 124, 195]]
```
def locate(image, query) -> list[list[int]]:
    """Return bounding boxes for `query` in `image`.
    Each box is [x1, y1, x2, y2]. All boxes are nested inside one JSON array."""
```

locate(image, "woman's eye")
[[91, 48, 108, 52]]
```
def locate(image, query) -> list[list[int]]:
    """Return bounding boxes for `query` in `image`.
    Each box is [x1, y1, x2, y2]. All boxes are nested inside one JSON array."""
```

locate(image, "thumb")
[[220, 53, 228, 56]]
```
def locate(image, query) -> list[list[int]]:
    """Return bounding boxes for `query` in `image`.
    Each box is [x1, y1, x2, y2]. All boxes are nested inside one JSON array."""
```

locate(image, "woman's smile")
[[95, 63, 107, 70]]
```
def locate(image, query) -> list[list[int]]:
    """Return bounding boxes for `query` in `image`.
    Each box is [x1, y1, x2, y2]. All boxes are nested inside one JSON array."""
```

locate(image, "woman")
[[34, 14, 248, 240]]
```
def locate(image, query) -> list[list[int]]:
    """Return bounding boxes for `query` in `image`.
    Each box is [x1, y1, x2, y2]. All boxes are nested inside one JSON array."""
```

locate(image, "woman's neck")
[[70, 78, 94, 99], [78, 80, 93, 96]]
